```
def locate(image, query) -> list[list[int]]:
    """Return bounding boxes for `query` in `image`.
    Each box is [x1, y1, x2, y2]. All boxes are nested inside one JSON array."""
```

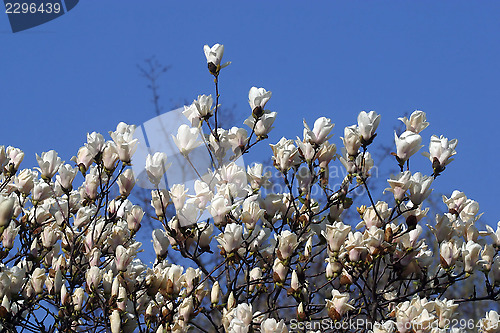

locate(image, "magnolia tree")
[[0, 44, 499, 333]]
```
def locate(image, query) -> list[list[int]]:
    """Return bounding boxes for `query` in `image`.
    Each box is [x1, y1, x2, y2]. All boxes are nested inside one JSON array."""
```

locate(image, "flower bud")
[[211, 281, 220, 305], [0, 197, 15, 227], [72, 287, 85, 312], [110, 309, 121, 333]]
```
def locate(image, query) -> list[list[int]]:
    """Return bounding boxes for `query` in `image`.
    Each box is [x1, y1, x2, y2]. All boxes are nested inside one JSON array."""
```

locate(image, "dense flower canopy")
[[0, 43, 498, 333]]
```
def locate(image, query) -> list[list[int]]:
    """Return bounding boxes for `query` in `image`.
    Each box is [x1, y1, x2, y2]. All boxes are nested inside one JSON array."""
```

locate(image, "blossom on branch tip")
[[204, 43, 231, 76], [326, 289, 355, 320], [357, 110, 381, 145], [244, 111, 277, 139], [394, 130, 422, 166], [145, 152, 169, 186], [216, 223, 243, 255], [341, 125, 361, 156], [248, 87, 272, 118], [304, 117, 334, 145], [36, 150, 63, 180], [398, 110, 429, 134], [172, 124, 202, 156], [423, 134, 458, 176], [183, 94, 214, 127]]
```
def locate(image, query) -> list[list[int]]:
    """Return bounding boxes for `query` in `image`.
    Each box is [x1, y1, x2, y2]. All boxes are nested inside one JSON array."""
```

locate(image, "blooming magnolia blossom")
[[304, 117, 334, 144], [145, 152, 169, 186], [409, 172, 433, 206], [398, 110, 429, 134], [216, 223, 243, 254], [172, 124, 202, 156], [341, 125, 361, 156], [109, 122, 139, 163], [423, 134, 458, 174], [394, 130, 422, 165], [326, 289, 355, 320], [0, 43, 496, 333], [183, 94, 214, 127], [244, 111, 277, 138], [384, 171, 412, 201], [36, 150, 63, 180], [357, 110, 381, 144], [248, 87, 272, 116], [204, 43, 231, 75]]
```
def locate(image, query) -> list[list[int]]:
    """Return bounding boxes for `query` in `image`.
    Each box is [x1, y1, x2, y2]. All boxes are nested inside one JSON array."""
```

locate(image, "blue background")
[[0, 1, 498, 225]]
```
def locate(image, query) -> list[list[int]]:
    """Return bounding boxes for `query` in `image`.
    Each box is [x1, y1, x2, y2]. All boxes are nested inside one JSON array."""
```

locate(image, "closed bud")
[[110, 309, 121, 333], [211, 281, 220, 305], [297, 302, 306, 321], [227, 291, 235, 311]]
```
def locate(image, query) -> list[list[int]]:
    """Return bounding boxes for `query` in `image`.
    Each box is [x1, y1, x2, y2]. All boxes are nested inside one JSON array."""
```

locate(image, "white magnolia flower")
[[409, 172, 433, 206], [36, 150, 63, 180], [211, 281, 220, 304], [152, 229, 169, 257], [357, 110, 381, 143], [246, 163, 271, 189], [85, 131, 105, 157], [479, 310, 500, 333], [204, 43, 230, 74], [2, 223, 19, 249], [117, 169, 136, 197], [261, 318, 288, 333], [270, 137, 299, 172], [248, 87, 272, 115], [13, 169, 36, 195], [322, 222, 351, 253], [304, 117, 334, 144], [244, 111, 277, 138], [233, 303, 253, 326], [463, 240, 482, 273], [6, 146, 24, 173], [56, 164, 78, 191], [72, 287, 85, 311], [208, 194, 231, 226], [440, 238, 461, 268], [273, 258, 288, 283], [341, 125, 361, 156], [276, 230, 299, 260], [491, 257, 500, 286], [384, 171, 412, 202], [110, 309, 121, 333], [102, 142, 119, 170], [172, 124, 202, 156], [326, 289, 355, 320], [145, 152, 169, 186], [0, 197, 15, 227], [241, 198, 264, 230], [423, 135, 458, 174], [85, 266, 102, 290], [31, 268, 46, 295], [183, 94, 214, 126], [398, 110, 429, 134], [486, 221, 500, 247], [317, 141, 337, 168], [109, 122, 139, 163], [216, 223, 243, 254], [115, 245, 134, 272], [394, 130, 422, 165]]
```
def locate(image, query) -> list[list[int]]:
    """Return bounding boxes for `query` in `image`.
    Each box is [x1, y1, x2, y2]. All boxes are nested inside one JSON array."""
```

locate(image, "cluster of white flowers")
[[0, 43, 498, 333]]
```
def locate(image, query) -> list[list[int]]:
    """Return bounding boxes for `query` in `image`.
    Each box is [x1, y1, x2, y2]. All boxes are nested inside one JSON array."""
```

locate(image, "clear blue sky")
[[1, 1, 499, 224]]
